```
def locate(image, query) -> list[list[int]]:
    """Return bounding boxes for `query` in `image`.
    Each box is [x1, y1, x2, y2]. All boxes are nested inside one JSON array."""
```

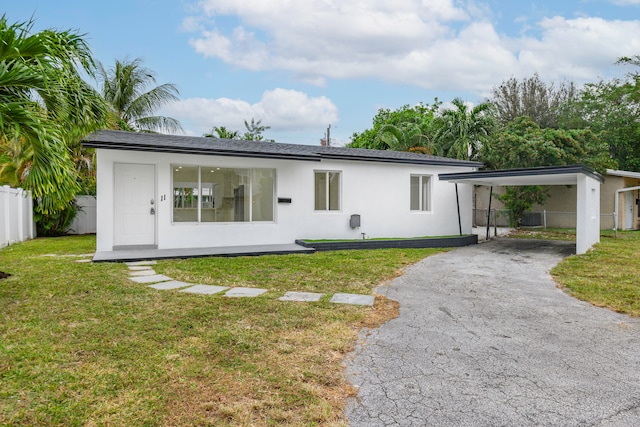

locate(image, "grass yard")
[[551, 230, 640, 317], [510, 228, 640, 317], [0, 236, 445, 426]]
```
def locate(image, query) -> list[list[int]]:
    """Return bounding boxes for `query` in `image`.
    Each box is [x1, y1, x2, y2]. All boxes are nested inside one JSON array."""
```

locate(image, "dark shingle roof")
[[82, 130, 481, 167]]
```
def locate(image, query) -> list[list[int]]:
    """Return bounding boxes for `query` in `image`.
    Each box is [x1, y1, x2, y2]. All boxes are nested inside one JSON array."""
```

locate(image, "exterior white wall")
[[576, 175, 600, 254], [95, 148, 475, 251]]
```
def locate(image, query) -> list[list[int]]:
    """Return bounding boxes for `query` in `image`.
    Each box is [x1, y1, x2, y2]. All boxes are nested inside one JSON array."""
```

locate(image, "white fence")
[[69, 196, 96, 235], [0, 186, 35, 248]]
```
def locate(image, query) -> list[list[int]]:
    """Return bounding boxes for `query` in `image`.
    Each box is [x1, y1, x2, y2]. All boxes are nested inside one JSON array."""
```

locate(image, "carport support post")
[[486, 186, 493, 240], [576, 174, 601, 254], [455, 184, 462, 236]]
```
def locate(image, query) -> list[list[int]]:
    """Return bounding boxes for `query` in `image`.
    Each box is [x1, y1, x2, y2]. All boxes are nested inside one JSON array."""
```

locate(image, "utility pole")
[[326, 124, 331, 147]]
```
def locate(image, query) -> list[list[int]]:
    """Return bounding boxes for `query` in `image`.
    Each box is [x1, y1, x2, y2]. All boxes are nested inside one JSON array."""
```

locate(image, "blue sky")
[[5, 0, 640, 145]]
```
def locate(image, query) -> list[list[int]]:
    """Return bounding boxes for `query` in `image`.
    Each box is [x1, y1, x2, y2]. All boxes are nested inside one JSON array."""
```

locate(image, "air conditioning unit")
[[521, 212, 542, 227]]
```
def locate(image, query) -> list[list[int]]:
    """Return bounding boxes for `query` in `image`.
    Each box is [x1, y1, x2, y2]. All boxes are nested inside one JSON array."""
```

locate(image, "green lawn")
[[550, 230, 640, 317], [510, 228, 640, 317], [0, 236, 444, 426], [3, 231, 638, 425]]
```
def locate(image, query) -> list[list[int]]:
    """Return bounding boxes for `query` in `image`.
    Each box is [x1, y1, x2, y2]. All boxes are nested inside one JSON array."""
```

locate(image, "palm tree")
[[436, 98, 495, 161], [243, 118, 271, 141], [203, 126, 241, 139], [0, 136, 32, 187], [375, 122, 435, 154], [97, 58, 183, 133], [0, 15, 109, 212]]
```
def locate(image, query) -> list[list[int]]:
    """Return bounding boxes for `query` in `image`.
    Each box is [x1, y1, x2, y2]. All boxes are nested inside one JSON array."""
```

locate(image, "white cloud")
[[516, 17, 640, 80], [610, 0, 640, 5], [161, 88, 338, 137], [184, 0, 640, 95]]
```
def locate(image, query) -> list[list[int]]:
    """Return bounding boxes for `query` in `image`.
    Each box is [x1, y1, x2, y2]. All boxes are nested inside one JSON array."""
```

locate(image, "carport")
[[439, 165, 604, 254]]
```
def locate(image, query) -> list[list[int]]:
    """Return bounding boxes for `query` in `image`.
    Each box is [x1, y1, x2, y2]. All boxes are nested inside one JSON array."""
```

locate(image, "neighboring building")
[[474, 169, 640, 230], [82, 130, 480, 253]]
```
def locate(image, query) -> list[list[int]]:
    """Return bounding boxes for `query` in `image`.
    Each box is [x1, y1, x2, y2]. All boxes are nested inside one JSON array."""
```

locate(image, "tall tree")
[[559, 57, 640, 171], [349, 101, 441, 151], [435, 98, 495, 161], [0, 15, 108, 212], [203, 126, 241, 139], [480, 116, 615, 226], [375, 123, 435, 154], [490, 73, 577, 128], [243, 118, 272, 141], [97, 58, 183, 133]]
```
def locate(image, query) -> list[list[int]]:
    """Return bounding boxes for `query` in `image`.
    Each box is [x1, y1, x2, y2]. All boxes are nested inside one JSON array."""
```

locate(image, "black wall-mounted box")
[[278, 197, 292, 204]]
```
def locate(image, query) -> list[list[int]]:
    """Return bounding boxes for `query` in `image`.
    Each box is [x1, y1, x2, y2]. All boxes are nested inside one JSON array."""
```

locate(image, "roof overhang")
[[606, 169, 640, 180], [82, 130, 482, 168], [439, 165, 604, 186]]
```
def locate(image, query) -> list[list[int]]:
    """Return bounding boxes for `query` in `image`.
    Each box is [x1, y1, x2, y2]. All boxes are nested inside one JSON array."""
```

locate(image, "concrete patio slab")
[[129, 274, 171, 284], [94, 243, 315, 262], [179, 284, 230, 295], [225, 287, 268, 298], [125, 260, 157, 266], [149, 280, 193, 290], [129, 270, 157, 277], [279, 291, 324, 302], [330, 293, 375, 306]]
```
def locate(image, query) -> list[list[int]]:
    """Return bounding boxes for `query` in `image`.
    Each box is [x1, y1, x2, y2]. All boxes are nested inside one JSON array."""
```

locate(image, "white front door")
[[114, 163, 156, 246], [626, 192, 634, 230]]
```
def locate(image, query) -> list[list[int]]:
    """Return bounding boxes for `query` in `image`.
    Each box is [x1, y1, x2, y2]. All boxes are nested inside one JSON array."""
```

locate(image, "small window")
[[315, 171, 341, 211], [410, 175, 431, 211]]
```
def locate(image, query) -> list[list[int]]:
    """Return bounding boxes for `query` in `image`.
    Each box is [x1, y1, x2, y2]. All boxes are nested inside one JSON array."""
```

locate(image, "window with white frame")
[[172, 165, 275, 223], [314, 171, 341, 211], [410, 175, 431, 211]]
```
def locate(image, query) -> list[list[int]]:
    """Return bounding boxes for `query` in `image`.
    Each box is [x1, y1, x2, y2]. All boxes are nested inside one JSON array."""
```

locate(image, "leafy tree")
[[480, 116, 615, 226], [559, 57, 640, 171], [435, 98, 495, 161], [203, 126, 241, 139], [97, 57, 183, 133], [490, 73, 577, 128], [0, 15, 109, 213], [349, 101, 442, 151]]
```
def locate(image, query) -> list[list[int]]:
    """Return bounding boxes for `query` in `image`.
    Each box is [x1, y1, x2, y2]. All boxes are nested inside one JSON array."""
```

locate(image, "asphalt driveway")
[[346, 238, 640, 426]]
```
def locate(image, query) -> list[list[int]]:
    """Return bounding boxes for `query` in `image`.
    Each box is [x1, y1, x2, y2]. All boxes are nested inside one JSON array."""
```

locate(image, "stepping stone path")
[[124, 261, 374, 306]]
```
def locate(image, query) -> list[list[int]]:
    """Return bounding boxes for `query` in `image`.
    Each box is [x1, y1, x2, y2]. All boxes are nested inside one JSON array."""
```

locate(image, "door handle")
[[150, 207, 156, 215]]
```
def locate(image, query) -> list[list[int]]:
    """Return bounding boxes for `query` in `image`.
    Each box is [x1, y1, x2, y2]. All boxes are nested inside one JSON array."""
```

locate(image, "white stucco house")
[[82, 130, 481, 257]]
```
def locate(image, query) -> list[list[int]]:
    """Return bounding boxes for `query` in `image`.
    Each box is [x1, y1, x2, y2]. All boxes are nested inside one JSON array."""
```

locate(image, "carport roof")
[[439, 164, 604, 186]]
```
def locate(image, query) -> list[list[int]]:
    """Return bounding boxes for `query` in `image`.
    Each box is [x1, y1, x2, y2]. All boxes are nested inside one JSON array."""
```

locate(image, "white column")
[[576, 175, 601, 254]]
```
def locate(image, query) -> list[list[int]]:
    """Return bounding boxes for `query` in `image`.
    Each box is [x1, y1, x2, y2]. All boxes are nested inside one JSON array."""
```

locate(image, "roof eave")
[[439, 164, 605, 185], [83, 142, 321, 162]]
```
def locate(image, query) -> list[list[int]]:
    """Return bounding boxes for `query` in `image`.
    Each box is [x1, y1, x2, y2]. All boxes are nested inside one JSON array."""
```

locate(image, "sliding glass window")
[[173, 166, 274, 223], [410, 175, 431, 211]]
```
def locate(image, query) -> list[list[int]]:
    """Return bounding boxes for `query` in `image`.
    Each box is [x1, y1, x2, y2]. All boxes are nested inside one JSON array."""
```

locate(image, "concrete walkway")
[[124, 261, 375, 305], [346, 238, 640, 426]]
